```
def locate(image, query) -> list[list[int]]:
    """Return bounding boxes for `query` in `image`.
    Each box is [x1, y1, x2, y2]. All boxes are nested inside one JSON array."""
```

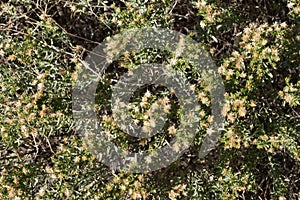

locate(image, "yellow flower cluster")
[[168, 184, 187, 200], [278, 79, 300, 107], [194, 0, 222, 25], [224, 127, 242, 149], [288, 0, 300, 17], [222, 93, 248, 125], [103, 174, 147, 200]]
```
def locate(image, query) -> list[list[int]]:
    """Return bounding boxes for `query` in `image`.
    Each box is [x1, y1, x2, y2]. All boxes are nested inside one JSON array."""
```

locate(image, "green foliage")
[[0, 0, 299, 199]]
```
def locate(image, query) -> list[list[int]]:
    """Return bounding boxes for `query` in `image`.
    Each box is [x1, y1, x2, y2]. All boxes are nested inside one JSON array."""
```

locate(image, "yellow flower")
[[201, 97, 210, 105], [106, 184, 113, 191], [269, 136, 276, 143], [133, 180, 141, 188], [133, 119, 139, 125], [140, 101, 148, 107], [133, 105, 140, 113], [168, 190, 179, 200], [239, 71, 246, 78], [226, 129, 234, 138], [163, 104, 171, 113], [45, 166, 53, 174], [139, 138, 147, 146], [168, 125, 177, 135], [198, 91, 206, 100], [199, 110, 206, 117], [207, 115, 212, 123], [38, 187, 45, 196], [262, 39, 268, 45], [238, 107, 247, 117], [227, 137, 235, 149], [141, 96, 147, 103], [123, 178, 129, 185], [82, 156, 87, 161], [250, 100, 256, 107], [144, 90, 151, 98], [195, 0, 206, 9], [8, 54, 16, 61], [268, 147, 274, 153], [253, 33, 261, 41], [74, 156, 80, 163], [143, 114, 149, 120], [222, 103, 230, 116], [58, 173, 64, 180], [113, 176, 120, 183], [242, 34, 250, 43], [284, 94, 293, 103], [161, 96, 170, 105], [13, 177, 19, 185], [231, 51, 240, 57], [278, 91, 284, 97], [190, 84, 196, 91], [233, 99, 242, 109], [21, 125, 28, 137], [260, 135, 269, 141], [244, 141, 249, 148], [132, 191, 142, 200], [136, 175, 143, 182], [227, 113, 235, 123]]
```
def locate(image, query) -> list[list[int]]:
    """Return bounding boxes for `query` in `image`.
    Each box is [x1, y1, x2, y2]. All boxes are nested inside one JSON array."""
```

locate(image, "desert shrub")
[[0, 0, 299, 199]]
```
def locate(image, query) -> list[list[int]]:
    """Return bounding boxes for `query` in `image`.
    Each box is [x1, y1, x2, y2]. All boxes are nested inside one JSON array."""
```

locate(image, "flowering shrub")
[[0, 0, 299, 199]]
